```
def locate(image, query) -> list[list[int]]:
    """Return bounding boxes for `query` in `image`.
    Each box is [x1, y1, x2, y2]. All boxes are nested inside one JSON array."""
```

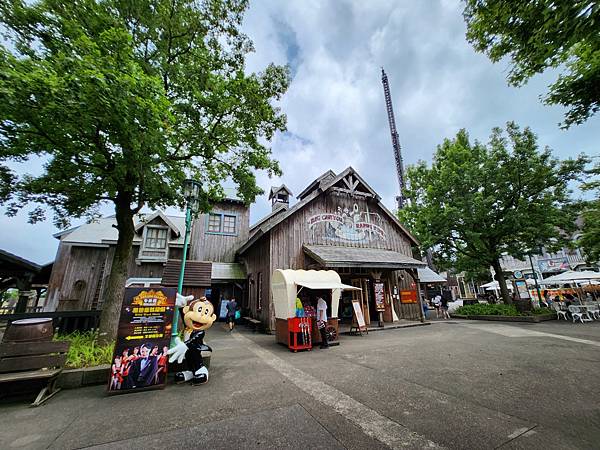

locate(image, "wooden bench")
[[0, 340, 70, 407], [243, 316, 261, 332]]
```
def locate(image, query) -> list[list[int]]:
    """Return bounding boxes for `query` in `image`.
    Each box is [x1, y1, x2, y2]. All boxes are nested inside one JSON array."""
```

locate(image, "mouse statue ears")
[[176, 293, 195, 308]]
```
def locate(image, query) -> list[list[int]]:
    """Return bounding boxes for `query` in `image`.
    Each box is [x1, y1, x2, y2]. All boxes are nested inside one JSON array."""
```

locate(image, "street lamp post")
[[170, 179, 202, 348]]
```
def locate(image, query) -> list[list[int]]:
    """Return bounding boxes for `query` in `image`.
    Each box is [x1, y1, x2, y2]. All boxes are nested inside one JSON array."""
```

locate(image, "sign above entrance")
[[400, 290, 417, 304], [307, 204, 386, 243]]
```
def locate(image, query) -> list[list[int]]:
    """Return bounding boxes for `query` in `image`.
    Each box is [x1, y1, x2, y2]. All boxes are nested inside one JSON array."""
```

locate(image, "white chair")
[[568, 305, 586, 324], [553, 303, 568, 321], [584, 303, 600, 320]]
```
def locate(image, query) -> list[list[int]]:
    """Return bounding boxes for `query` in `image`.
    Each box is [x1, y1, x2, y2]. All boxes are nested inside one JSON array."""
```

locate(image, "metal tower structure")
[[381, 68, 405, 210]]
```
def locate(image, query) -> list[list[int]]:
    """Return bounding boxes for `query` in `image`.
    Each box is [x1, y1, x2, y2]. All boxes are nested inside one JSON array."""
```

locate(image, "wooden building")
[[46, 200, 247, 312], [239, 167, 426, 331]]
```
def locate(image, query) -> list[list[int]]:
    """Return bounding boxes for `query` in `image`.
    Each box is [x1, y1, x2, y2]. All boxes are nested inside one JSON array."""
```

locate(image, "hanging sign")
[[374, 282, 386, 311], [107, 287, 176, 394], [351, 300, 367, 331], [400, 289, 418, 304]]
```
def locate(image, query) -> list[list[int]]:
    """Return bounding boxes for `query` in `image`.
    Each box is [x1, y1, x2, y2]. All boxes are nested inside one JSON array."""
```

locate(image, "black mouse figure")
[[168, 293, 216, 385]]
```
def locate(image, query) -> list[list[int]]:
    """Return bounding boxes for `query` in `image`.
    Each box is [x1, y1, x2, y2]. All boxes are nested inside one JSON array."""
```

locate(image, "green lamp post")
[[170, 178, 202, 348]]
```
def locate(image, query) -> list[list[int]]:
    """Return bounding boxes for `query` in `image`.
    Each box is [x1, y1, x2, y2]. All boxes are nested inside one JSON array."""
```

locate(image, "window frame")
[[143, 225, 169, 250], [205, 212, 238, 236]]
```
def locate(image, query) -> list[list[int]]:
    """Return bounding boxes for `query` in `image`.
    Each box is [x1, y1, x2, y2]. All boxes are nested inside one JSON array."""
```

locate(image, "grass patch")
[[455, 303, 555, 317], [55, 331, 114, 369]]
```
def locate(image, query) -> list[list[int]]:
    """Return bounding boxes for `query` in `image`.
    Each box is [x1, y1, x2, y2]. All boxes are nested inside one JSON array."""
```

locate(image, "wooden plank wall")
[[239, 235, 272, 328], [190, 202, 249, 263], [269, 192, 414, 272]]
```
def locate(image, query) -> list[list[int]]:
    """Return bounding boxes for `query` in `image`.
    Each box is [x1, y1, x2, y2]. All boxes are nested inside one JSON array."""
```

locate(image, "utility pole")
[[381, 68, 405, 210]]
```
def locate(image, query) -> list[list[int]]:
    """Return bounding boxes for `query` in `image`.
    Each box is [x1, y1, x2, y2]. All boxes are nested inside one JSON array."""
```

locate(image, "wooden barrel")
[[2, 318, 54, 343]]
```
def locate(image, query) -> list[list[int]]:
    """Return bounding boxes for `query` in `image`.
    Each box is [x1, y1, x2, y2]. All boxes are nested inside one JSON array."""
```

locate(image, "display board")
[[514, 280, 531, 300], [351, 300, 367, 331], [107, 287, 176, 394], [400, 289, 418, 304], [374, 282, 386, 311]]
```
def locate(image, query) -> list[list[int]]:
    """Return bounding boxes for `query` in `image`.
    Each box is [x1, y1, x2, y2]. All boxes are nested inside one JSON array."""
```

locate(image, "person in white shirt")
[[316, 297, 329, 349], [433, 294, 442, 318]]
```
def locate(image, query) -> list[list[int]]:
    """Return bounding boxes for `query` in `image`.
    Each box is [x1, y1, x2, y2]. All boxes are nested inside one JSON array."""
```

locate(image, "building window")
[[145, 227, 168, 249], [223, 215, 236, 234], [206, 213, 237, 235], [207, 213, 222, 232]]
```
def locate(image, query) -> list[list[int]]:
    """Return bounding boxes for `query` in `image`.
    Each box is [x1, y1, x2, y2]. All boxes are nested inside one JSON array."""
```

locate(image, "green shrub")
[[55, 331, 114, 369], [455, 303, 556, 317]]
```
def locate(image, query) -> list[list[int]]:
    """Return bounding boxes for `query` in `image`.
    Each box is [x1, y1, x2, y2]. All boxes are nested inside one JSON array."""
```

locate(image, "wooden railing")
[[0, 310, 102, 335]]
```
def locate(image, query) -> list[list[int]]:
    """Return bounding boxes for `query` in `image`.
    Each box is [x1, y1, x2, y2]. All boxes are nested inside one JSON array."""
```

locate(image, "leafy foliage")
[[464, 1, 600, 128], [399, 123, 588, 303], [56, 331, 114, 369], [579, 162, 600, 262], [455, 303, 554, 316], [0, 0, 290, 342]]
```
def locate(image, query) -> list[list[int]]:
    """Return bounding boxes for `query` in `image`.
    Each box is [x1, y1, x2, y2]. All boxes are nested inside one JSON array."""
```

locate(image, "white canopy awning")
[[272, 269, 355, 320], [539, 270, 600, 284], [296, 280, 361, 291], [417, 267, 446, 283]]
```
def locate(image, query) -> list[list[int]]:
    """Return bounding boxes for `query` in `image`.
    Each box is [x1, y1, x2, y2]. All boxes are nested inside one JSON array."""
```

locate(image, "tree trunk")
[[492, 259, 511, 304], [97, 194, 135, 345]]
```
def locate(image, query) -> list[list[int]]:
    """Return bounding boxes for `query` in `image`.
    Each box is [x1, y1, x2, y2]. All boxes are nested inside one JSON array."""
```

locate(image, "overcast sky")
[[1, 0, 598, 265]]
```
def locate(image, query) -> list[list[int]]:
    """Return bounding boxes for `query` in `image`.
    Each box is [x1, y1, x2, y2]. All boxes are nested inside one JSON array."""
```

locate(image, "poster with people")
[[107, 287, 176, 394]]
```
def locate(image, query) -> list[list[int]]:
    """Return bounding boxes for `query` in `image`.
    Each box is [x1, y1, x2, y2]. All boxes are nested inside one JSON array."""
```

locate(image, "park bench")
[[243, 316, 261, 332], [0, 340, 70, 407]]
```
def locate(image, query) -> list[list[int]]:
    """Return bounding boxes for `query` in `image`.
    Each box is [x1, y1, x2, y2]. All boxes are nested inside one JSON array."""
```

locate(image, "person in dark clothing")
[[126, 343, 158, 388], [441, 290, 451, 319], [226, 298, 238, 331]]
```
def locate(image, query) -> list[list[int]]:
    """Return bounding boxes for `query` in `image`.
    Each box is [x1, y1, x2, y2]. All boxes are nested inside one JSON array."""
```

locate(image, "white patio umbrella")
[[539, 270, 600, 285]]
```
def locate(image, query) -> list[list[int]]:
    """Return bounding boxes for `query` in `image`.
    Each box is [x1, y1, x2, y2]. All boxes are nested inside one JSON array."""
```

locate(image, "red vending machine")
[[287, 317, 312, 352]]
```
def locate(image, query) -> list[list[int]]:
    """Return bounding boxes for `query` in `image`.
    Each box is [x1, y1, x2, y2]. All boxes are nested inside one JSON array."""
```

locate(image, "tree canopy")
[[0, 0, 290, 341], [579, 162, 600, 262], [464, 1, 600, 128], [399, 123, 587, 303]]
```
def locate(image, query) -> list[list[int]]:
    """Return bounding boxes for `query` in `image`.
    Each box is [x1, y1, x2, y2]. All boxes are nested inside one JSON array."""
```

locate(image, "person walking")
[[440, 291, 451, 319], [226, 298, 238, 331], [433, 293, 442, 318], [316, 296, 329, 349]]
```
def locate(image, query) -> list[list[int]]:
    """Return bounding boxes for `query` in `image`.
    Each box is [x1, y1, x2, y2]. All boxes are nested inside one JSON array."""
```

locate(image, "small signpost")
[[107, 287, 176, 394], [374, 282, 386, 311], [351, 300, 368, 335]]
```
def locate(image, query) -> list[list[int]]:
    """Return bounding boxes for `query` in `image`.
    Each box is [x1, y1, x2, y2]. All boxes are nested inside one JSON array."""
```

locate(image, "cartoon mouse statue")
[[167, 293, 217, 385]]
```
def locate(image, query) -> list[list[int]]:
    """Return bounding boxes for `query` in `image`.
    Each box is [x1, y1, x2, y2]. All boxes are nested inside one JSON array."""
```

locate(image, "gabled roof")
[[268, 184, 293, 200], [0, 249, 41, 273], [57, 213, 187, 247], [134, 210, 181, 237], [296, 169, 336, 200], [239, 166, 419, 255]]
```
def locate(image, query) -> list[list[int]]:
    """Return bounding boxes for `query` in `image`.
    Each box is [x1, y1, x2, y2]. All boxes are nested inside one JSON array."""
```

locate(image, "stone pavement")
[[1, 319, 600, 449]]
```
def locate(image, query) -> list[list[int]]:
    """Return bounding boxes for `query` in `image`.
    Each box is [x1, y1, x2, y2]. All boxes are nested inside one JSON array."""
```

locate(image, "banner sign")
[[400, 289, 418, 304], [374, 282, 386, 311], [307, 203, 386, 243], [538, 257, 569, 273], [108, 287, 176, 394]]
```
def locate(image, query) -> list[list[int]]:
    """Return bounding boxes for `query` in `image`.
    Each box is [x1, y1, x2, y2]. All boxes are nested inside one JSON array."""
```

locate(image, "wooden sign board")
[[400, 289, 418, 304], [374, 282, 386, 311], [352, 300, 367, 331], [107, 287, 176, 394]]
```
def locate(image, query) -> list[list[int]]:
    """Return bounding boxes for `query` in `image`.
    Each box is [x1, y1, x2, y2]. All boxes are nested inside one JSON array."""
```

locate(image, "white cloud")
[[1, 0, 598, 262]]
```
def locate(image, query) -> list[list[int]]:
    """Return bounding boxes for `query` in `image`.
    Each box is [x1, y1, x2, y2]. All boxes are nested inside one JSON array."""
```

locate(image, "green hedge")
[[55, 331, 114, 369], [455, 304, 554, 317]]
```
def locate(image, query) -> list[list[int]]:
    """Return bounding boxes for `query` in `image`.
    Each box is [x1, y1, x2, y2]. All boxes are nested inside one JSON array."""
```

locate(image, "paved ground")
[[2, 319, 600, 449]]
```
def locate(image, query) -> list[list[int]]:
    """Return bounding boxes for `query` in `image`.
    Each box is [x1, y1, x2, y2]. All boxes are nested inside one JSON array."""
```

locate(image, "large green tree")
[[399, 123, 587, 304], [0, 0, 290, 342], [464, 1, 600, 128], [579, 162, 600, 262]]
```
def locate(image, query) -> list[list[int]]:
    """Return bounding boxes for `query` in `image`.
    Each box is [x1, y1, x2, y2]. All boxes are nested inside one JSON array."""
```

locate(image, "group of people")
[[423, 290, 452, 319], [109, 343, 169, 390]]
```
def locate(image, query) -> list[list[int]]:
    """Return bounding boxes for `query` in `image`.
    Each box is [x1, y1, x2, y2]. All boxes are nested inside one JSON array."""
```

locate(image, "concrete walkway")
[[1, 319, 600, 449]]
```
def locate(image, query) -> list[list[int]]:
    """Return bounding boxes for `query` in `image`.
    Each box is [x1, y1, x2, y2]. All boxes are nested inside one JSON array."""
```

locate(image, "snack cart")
[[271, 269, 360, 351]]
